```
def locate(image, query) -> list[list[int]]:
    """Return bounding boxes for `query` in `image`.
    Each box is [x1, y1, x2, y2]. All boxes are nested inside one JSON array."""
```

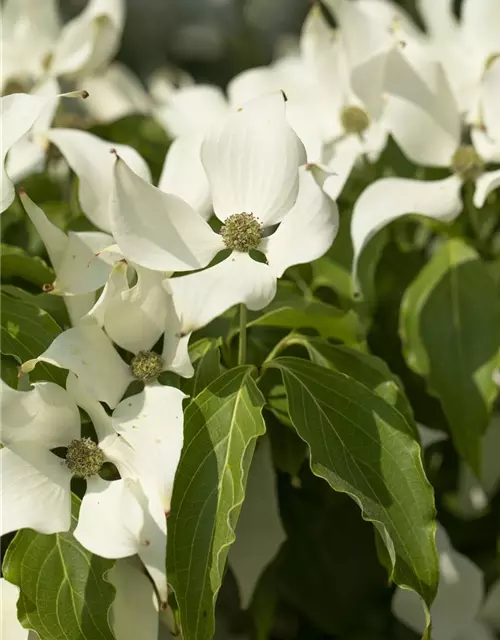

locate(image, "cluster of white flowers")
[[1, 0, 500, 638]]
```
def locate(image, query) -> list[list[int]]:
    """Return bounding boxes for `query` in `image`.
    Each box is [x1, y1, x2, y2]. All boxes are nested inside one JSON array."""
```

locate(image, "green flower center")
[[130, 350, 164, 381], [65, 438, 105, 479], [340, 105, 370, 135], [221, 213, 262, 252], [451, 145, 484, 182]]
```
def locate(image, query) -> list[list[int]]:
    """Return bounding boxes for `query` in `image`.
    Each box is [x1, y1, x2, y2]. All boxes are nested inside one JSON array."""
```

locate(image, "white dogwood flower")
[[350, 111, 500, 281], [1, 371, 185, 604], [393, 523, 500, 640], [19, 190, 117, 325], [1, 0, 125, 90], [86, 261, 194, 377], [0, 0, 60, 91], [417, 0, 500, 123], [1, 90, 87, 213], [45, 128, 151, 232], [4, 79, 60, 186], [166, 93, 338, 334]]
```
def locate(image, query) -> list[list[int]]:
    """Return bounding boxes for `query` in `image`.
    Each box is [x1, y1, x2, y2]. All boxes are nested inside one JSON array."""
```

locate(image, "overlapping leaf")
[[168, 366, 266, 640], [0, 292, 65, 385], [267, 356, 438, 630], [400, 239, 500, 473], [2, 495, 116, 640]]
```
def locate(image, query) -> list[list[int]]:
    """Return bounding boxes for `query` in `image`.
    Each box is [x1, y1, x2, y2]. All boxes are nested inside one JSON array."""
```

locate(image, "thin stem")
[[238, 304, 247, 366]]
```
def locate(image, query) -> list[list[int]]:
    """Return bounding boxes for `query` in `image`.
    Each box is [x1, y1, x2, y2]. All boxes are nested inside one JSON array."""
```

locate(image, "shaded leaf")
[[2, 495, 116, 640], [2, 284, 70, 327], [168, 366, 266, 640], [229, 282, 363, 345], [400, 239, 500, 474], [267, 357, 438, 624], [1, 244, 54, 288], [183, 338, 224, 398], [0, 292, 65, 385], [283, 335, 415, 428]]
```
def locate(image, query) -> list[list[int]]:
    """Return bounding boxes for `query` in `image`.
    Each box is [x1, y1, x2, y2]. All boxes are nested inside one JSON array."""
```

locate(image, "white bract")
[[392, 523, 500, 640], [349, 90, 500, 282], [85, 261, 194, 377], [417, 0, 500, 122], [1, 370, 185, 604], [0, 90, 87, 213], [19, 190, 117, 324], [166, 92, 338, 337], [1, 0, 125, 90]]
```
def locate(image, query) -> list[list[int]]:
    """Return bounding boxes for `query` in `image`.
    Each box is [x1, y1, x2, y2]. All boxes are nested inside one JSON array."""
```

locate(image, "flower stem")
[[238, 304, 247, 366]]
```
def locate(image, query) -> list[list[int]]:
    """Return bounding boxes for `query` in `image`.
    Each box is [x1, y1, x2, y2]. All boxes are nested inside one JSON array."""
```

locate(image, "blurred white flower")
[[417, 417, 500, 520], [393, 523, 500, 640], [1, 0, 125, 91], [418, 0, 500, 123], [1, 89, 85, 213]]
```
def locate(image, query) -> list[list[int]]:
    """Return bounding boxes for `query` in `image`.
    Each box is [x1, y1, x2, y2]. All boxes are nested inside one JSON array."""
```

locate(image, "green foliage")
[[0, 291, 66, 386], [401, 239, 500, 474], [2, 495, 116, 640], [266, 357, 439, 617], [168, 367, 267, 640], [1, 243, 54, 288]]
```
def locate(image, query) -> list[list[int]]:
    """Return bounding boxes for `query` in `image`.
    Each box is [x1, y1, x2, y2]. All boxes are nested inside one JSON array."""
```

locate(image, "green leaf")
[[183, 338, 224, 398], [0, 292, 65, 385], [2, 494, 116, 640], [168, 366, 266, 640], [230, 282, 363, 345], [2, 284, 70, 327], [283, 335, 416, 428], [1, 244, 54, 287], [400, 239, 500, 473], [267, 357, 438, 622], [1, 354, 20, 388]]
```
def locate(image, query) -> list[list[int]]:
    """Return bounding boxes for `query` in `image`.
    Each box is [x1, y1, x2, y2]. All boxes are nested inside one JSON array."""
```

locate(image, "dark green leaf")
[[168, 366, 266, 640], [2, 495, 116, 640], [183, 338, 224, 397], [267, 357, 438, 624], [400, 239, 500, 473], [229, 282, 363, 345], [0, 292, 65, 385], [2, 284, 70, 327], [283, 335, 416, 428], [1, 244, 54, 287], [1, 355, 20, 388]]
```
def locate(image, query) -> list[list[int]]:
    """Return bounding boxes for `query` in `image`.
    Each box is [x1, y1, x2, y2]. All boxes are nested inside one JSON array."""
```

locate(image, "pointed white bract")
[[1, 93, 57, 213], [47, 128, 151, 232], [22, 323, 134, 409], [165, 93, 337, 338], [110, 156, 224, 271], [49, 0, 125, 79], [350, 175, 463, 284]]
